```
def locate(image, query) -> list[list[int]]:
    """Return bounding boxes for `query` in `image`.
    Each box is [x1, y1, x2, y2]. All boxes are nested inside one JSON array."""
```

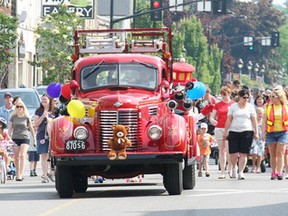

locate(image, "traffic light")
[[244, 36, 254, 51], [212, 0, 227, 14], [271, 31, 280, 47], [11, 0, 17, 16], [150, 0, 162, 21], [248, 44, 254, 51]]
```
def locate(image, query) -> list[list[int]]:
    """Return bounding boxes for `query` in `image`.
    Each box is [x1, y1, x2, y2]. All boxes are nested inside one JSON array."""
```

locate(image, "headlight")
[[74, 126, 88, 140], [148, 125, 162, 140]]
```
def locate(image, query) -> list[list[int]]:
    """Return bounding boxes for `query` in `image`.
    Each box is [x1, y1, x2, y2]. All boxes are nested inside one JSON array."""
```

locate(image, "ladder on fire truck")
[[73, 28, 173, 58]]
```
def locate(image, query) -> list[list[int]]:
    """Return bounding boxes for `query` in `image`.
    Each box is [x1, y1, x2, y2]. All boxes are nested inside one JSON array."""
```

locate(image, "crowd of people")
[[0, 91, 58, 183], [196, 80, 288, 181]]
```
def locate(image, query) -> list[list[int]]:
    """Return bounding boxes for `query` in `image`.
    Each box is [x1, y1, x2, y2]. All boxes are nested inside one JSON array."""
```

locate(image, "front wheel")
[[0, 161, 7, 184], [55, 165, 73, 198], [163, 163, 183, 195], [183, 160, 196, 190], [73, 175, 88, 193]]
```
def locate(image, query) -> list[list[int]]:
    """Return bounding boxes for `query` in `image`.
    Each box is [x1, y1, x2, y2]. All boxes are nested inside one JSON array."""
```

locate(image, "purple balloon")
[[47, 82, 62, 98]]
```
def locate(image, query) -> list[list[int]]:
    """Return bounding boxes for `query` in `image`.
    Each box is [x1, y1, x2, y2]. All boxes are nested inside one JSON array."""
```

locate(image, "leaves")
[[33, 4, 84, 84]]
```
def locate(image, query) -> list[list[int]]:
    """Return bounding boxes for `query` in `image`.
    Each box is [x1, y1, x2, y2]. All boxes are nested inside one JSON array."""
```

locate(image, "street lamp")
[[238, 58, 244, 81], [261, 64, 266, 83], [254, 63, 259, 80], [247, 61, 253, 79]]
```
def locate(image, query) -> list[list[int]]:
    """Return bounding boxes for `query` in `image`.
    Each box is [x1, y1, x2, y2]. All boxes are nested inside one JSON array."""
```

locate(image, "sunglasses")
[[16, 106, 24, 109], [242, 96, 250, 99]]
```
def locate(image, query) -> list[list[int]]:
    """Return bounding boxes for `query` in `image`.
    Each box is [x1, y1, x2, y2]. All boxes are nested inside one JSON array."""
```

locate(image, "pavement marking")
[[187, 188, 288, 197], [38, 199, 81, 216]]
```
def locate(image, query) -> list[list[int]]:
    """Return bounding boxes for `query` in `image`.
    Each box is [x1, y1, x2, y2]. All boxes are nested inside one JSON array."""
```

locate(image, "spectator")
[[250, 107, 265, 173], [250, 86, 260, 104], [28, 121, 39, 177], [0, 117, 12, 172], [224, 89, 258, 180], [232, 80, 241, 92], [34, 94, 57, 183], [0, 92, 14, 124], [210, 86, 234, 179], [254, 94, 266, 109], [197, 122, 215, 177], [262, 87, 288, 180], [203, 86, 217, 105], [8, 99, 36, 181]]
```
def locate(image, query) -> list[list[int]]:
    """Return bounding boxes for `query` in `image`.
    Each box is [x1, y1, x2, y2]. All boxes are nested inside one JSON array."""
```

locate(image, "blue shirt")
[[0, 105, 14, 124]]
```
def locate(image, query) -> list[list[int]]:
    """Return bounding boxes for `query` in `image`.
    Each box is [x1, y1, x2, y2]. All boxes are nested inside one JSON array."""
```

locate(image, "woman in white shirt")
[[224, 89, 259, 180]]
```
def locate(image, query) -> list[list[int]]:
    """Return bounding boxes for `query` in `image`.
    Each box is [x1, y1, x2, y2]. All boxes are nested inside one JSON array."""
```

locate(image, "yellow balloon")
[[67, 100, 86, 118]]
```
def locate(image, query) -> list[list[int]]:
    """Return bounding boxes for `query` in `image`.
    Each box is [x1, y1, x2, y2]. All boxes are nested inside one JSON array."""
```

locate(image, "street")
[[1, 160, 288, 216]]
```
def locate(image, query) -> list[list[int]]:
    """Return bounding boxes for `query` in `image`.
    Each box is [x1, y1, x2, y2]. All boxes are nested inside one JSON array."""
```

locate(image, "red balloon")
[[61, 83, 71, 99]]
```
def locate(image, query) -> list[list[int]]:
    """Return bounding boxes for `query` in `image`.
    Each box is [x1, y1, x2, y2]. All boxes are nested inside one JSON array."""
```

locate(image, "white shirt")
[[227, 103, 256, 132]]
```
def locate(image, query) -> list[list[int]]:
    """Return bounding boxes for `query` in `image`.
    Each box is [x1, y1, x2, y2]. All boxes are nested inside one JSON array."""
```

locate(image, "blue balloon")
[[47, 82, 62, 98], [186, 82, 206, 100]]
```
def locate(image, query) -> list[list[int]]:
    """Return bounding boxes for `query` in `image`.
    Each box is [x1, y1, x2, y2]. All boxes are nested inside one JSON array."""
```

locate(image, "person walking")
[[224, 89, 258, 180], [262, 87, 288, 180], [250, 107, 265, 173], [34, 94, 57, 183], [28, 121, 39, 177], [8, 99, 36, 181], [0, 92, 14, 124], [210, 86, 234, 179], [197, 123, 215, 177]]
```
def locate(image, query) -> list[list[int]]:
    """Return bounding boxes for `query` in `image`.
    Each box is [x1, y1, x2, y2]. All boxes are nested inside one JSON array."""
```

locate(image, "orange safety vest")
[[266, 104, 288, 132]]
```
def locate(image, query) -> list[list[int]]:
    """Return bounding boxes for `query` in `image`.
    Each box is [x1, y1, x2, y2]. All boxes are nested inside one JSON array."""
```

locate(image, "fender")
[[161, 113, 187, 153], [50, 116, 95, 155]]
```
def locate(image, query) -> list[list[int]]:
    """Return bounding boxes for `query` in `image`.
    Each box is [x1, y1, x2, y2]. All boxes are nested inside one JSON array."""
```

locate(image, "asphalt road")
[[1, 160, 288, 216]]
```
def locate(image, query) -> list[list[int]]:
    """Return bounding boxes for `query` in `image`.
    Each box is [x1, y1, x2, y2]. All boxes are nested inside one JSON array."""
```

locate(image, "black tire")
[[56, 165, 73, 198], [0, 161, 6, 184], [183, 161, 196, 190], [73, 175, 88, 193], [163, 163, 183, 195], [261, 161, 266, 173]]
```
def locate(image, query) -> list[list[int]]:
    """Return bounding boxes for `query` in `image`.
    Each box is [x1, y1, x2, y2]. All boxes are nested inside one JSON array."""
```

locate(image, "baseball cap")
[[200, 122, 208, 129], [4, 92, 13, 98]]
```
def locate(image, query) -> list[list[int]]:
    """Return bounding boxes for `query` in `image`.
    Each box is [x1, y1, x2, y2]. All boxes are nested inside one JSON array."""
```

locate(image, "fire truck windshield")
[[81, 63, 157, 91]]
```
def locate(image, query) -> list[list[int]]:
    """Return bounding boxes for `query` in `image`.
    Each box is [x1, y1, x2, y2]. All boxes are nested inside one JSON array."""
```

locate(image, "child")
[[28, 121, 39, 177], [250, 107, 265, 173], [197, 122, 215, 177], [0, 117, 12, 172]]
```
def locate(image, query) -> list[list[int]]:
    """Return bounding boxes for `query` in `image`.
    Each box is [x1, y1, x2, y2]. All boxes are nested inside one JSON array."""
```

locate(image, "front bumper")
[[53, 153, 186, 166]]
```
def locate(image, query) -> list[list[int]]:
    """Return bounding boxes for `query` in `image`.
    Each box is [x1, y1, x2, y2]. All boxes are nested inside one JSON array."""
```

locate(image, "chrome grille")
[[149, 106, 158, 116], [99, 110, 140, 151]]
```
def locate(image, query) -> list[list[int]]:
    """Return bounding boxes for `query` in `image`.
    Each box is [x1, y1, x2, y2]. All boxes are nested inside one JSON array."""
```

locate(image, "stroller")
[[0, 141, 16, 183]]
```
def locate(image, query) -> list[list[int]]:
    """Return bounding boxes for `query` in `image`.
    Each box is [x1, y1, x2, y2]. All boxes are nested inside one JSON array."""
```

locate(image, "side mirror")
[[70, 80, 79, 90]]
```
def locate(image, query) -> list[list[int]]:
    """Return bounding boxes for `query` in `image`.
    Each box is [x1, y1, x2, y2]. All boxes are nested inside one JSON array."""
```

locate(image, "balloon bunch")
[[47, 82, 86, 119]]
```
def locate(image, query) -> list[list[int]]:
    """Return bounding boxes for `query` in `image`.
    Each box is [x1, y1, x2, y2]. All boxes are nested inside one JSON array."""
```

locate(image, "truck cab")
[[50, 28, 198, 198]]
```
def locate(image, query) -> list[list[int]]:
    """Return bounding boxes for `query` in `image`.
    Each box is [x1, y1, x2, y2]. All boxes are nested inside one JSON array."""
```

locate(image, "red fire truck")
[[50, 28, 198, 198]]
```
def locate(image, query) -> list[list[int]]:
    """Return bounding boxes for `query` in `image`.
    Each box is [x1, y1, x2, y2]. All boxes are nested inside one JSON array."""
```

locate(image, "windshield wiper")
[[84, 59, 105, 79], [131, 59, 156, 69]]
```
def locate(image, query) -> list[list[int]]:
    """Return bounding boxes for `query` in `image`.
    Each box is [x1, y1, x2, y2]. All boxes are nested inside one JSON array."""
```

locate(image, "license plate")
[[65, 140, 86, 151]]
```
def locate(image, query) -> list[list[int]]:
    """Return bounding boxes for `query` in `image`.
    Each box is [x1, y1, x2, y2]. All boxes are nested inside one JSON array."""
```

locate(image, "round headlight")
[[148, 125, 162, 140], [74, 126, 88, 140]]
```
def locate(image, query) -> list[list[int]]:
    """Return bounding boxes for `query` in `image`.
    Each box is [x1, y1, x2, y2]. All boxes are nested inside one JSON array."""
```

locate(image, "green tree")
[[33, 4, 84, 84], [0, 12, 18, 83], [173, 17, 222, 94]]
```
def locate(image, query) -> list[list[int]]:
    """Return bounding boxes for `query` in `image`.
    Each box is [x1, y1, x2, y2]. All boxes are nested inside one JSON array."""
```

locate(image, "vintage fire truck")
[[50, 28, 198, 198]]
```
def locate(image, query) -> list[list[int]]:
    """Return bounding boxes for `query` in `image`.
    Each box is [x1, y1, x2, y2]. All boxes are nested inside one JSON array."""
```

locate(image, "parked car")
[[0, 88, 41, 118], [35, 85, 47, 96]]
